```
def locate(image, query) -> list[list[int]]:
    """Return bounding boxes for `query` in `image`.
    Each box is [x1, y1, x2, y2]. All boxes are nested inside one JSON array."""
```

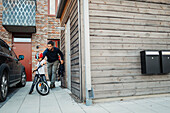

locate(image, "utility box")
[[140, 51, 161, 74], [159, 51, 170, 74]]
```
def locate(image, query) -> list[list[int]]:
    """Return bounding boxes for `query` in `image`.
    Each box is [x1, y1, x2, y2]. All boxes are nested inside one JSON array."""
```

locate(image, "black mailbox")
[[160, 51, 170, 73], [140, 51, 161, 74]]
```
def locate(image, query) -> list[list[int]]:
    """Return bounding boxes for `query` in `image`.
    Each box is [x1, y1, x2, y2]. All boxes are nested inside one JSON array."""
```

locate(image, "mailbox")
[[140, 51, 161, 74], [160, 51, 170, 73]]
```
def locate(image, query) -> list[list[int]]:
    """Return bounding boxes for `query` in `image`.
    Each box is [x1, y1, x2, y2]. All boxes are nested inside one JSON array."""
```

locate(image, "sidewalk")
[[0, 82, 170, 113]]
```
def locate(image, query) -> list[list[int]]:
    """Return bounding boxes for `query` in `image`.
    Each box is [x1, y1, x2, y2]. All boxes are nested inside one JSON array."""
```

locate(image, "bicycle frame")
[[33, 65, 47, 85], [30, 65, 49, 95]]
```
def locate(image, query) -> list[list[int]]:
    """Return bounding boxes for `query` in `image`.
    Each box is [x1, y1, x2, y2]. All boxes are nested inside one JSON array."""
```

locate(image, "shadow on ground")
[[0, 87, 20, 108]]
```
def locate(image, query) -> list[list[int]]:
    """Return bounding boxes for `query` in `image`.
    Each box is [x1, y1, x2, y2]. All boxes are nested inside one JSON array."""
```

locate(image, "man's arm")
[[42, 49, 47, 60]]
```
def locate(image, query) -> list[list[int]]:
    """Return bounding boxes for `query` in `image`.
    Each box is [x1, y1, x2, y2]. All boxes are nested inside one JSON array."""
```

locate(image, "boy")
[[29, 53, 47, 94]]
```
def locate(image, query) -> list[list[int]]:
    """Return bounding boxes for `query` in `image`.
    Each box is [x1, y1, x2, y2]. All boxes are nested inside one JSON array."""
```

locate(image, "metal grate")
[[2, 0, 36, 26]]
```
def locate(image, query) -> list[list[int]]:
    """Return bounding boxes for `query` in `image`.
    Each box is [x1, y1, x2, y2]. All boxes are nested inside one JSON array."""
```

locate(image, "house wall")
[[0, 1, 12, 47], [0, 0, 60, 80], [32, 0, 60, 79], [2, 0, 36, 27], [89, 0, 170, 99], [60, 0, 81, 98]]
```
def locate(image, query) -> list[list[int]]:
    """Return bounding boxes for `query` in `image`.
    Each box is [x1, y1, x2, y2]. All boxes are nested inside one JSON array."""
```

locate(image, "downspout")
[[77, 0, 82, 101], [83, 0, 93, 106]]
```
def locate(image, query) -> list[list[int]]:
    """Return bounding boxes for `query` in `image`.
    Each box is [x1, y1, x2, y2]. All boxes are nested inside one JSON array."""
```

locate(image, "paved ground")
[[0, 82, 170, 113], [0, 87, 19, 108]]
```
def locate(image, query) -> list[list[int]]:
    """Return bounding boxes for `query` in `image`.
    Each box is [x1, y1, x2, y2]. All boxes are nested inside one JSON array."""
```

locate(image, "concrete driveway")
[[0, 82, 170, 113]]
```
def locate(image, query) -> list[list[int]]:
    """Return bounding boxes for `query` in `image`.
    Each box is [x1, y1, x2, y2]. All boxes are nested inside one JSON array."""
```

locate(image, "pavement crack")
[[17, 91, 28, 113], [53, 90, 63, 113], [77, 103, 87, 113], [133, 101, 158, 113], [117, 102, 135, 113], [39, 95, 41, 113], [98, 104, 111, 113], [145, 99, 170, 110]]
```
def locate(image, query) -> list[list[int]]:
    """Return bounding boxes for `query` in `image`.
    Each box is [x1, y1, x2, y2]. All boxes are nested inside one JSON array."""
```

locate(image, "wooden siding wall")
[[89, 0, 170, 99], [60, 0, 81, 98]]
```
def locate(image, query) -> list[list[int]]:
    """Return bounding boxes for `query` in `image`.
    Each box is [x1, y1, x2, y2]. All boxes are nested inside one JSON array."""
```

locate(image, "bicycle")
[[29, 65, 50, 96]]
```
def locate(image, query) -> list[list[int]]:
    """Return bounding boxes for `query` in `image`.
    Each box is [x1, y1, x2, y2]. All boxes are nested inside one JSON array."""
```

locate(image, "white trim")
[[56, 27, 65, 30], [83, 0, 91, 91], [65, 18, 71, 90], [77, 0, 82, 101], [84, 0, 91, 90], [161, 51, 170, 55], [83, 0, 92, 106], [145, 51, 159, 55], [49, 0, 56, 15], [14, 38, 31, 42]]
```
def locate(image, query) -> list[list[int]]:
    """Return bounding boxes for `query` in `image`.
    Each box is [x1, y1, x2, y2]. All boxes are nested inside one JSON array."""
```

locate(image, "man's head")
[[47, 41, 54, 51]]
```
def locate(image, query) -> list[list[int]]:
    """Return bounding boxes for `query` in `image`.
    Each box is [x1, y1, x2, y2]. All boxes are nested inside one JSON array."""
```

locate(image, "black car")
[[0, 39, 26, 102]]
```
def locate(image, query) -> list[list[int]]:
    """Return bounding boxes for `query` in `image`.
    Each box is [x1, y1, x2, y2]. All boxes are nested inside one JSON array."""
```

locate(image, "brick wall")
[[32, 0, 60, 80], [0, 0, 60, 80], [0, 1, 12, 47]]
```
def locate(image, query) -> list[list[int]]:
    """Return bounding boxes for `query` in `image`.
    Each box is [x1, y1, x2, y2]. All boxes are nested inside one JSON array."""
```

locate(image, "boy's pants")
[[47, 60, 59, 85]]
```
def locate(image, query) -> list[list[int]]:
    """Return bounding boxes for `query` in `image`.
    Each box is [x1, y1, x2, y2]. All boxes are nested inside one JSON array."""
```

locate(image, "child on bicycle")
[[29, 53, 47, 94]]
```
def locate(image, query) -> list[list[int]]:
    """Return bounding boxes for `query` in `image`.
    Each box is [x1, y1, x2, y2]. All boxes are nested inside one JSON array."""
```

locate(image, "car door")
[[10, 50, 21, 80], [0, 40, 15, 82]]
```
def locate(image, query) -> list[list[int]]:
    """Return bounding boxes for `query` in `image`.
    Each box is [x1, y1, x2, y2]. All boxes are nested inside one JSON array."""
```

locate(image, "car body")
[[0, 39, 26, 102]]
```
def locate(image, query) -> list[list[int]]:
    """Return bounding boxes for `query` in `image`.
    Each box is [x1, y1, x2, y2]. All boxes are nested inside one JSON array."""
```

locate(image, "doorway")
[[48, 39, 60, 49], [65, 18, 71, 90], [12, 34, 32, 81]]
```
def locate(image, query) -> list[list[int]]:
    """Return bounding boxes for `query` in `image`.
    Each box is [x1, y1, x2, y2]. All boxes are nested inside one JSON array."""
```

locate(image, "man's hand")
[[61, 60, 64, 64], [32, 70, 36, 73]]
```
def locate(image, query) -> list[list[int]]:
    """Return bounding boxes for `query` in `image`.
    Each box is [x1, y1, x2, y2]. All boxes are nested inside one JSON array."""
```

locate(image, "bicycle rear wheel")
[[36, 81, 49, 96]]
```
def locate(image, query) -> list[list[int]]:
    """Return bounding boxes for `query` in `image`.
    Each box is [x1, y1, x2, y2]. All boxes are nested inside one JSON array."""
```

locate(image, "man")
[[42, 41, 64, 88]]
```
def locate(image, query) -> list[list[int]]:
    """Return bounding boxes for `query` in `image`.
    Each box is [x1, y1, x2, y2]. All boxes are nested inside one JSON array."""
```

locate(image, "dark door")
[[48, 39, 60, 49], [12, 37, 32, 81]]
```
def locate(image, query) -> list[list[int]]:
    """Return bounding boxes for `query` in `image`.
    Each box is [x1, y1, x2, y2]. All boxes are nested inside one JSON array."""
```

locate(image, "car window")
[[10, 50, 17, 59], [0, 40, 11, 55], [2, 47, 11, 55], [0, 44, 2, 52], [0, 40, 9, 49]]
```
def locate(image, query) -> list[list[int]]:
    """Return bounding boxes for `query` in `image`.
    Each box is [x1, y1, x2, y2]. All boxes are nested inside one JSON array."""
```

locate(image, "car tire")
[[0, 70, 8, 102], [17, 69, 26, 87]]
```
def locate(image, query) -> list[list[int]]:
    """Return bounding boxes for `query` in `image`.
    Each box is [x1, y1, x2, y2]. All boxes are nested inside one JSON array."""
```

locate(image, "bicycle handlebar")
[[33, 64, 45, 73]]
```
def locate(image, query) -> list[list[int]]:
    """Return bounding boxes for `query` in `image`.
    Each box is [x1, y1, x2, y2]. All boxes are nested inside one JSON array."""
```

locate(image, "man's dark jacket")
[[42, 47, 64, 63]]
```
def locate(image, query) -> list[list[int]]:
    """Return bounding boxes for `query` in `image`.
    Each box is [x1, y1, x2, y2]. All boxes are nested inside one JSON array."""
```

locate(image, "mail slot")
[[140, 51, 161, 74], [160, 51, 170, 73]]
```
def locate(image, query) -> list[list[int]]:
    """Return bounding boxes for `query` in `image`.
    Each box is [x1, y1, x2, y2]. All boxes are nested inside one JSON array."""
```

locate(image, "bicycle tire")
[[36, 81, 50, 96]]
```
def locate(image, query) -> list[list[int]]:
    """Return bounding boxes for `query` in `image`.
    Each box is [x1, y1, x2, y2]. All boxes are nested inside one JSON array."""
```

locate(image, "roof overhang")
[[56, 0, 67, 18], [3, 25, 36, 33]]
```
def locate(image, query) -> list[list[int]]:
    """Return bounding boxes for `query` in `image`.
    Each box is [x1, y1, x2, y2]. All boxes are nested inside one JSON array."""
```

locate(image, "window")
[[48, 0, 58, 15], [14, 38, 31, 42], [0, 40, 11, 55], [58, 0, 61, 5], [48, 39, 60, 49], [13, 34, 32, 43]]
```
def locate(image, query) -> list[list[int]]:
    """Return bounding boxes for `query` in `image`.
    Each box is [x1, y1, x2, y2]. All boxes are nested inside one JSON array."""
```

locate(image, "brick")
[[0, 0, 61, 80]]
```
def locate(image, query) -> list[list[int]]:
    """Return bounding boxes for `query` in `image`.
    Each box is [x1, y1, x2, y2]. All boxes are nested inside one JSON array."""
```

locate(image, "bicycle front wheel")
[[36, 81, 49, 96]]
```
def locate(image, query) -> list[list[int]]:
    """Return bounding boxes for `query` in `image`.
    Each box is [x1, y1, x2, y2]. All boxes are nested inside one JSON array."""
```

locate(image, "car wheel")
[[17, 70, 26, 87], [0, 71, 8, 102]]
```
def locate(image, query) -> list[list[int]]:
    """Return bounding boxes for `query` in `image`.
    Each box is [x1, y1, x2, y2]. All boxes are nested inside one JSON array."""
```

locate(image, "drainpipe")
[[83, 0, 93, 106]]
